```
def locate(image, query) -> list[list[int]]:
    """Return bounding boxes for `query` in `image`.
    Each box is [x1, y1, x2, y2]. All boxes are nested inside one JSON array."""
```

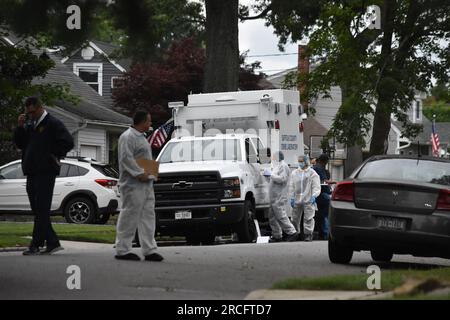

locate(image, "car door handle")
[[64, 182, 75, 186]]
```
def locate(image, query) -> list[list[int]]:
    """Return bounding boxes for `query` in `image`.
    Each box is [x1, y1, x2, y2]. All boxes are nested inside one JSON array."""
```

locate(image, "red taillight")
[[275, 120, 280, 129], [95, 179, 117, 189], [436, 189, 450, 211], [332, 181, 354, 202]]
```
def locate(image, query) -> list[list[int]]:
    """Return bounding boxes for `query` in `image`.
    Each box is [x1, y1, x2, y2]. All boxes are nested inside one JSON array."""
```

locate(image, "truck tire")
[[371, 250, 393, 262], [235, 200, 257, 243], [95, 213, 111, 225], [64, 197, 96, 224], [328, 235, 353, 264]]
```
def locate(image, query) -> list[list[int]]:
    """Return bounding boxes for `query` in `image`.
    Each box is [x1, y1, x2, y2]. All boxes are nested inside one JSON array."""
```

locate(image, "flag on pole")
[[148, 118, 174, 149], [431, 120, 440, 157]]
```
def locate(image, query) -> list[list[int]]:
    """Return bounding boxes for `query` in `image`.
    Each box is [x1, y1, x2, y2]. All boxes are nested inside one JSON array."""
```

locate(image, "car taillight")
[[332, 181, 354, 202], [95, 179, 117, 189], [436, 189, 450, 211]]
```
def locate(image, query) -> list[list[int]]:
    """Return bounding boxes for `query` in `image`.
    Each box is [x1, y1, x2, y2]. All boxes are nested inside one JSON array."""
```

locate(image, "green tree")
[[258, 0, 450, 156]]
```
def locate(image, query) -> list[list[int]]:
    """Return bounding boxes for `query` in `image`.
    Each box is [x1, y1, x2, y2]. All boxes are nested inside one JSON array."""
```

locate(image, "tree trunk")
[[369, 0, 396, 156], [340, 84, 363, 177], [369, 97, 393, 155], [203, 0, 239, 93]]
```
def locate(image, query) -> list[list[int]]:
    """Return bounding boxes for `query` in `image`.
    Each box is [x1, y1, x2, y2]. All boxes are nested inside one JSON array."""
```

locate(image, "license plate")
[[175, 210, 192, 220], [377, 217, 406, 230]]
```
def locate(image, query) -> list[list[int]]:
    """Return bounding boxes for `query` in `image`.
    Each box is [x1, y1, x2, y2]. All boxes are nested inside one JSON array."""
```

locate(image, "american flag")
[[148, 118, 174, 149], [431, 120, 440, 157]]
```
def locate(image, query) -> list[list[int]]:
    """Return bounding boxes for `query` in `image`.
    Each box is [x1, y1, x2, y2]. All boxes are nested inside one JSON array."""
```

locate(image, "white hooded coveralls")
[[268, 160, 297, 239], [115, 127, 158, 256], [288, 167, 321, 235]]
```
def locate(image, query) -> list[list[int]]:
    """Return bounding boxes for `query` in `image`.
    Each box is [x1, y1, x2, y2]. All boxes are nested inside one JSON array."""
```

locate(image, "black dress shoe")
[[115, 253, 141, 261], [269, 236, 283, 243], [285, 232, 299, 242], [144, 253, 164, 262], [40, 243, 64, 255], [23, 247, 40, 256]]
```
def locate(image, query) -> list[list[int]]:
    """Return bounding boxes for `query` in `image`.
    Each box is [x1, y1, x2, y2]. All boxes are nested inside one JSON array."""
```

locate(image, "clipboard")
[[135, 158, 159, 180]]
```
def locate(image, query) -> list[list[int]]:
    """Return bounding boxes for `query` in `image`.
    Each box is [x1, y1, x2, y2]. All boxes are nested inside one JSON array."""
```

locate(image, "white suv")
[[0, 158, 121, 224]]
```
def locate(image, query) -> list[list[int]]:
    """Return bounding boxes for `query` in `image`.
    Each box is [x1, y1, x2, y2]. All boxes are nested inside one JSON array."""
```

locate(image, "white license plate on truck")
[[175, 211, 192, 220]]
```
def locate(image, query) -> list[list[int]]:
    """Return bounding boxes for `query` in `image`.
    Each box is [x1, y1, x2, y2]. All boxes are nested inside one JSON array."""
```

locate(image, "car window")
[[78, 167, 89, 176], [67, 165, 80, 177], [0, 163, 25, 179], [58, 164, 70, 177], [91, 164, 119, 178], [357, 158, 450, 186]]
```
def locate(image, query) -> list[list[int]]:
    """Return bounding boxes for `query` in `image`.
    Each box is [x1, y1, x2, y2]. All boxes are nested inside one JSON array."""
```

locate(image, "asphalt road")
[[1, 240, 450, 300]]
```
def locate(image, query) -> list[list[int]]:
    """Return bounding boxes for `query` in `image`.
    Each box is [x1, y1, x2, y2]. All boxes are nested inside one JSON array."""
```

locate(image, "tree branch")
[[239, 4, 272, 21]]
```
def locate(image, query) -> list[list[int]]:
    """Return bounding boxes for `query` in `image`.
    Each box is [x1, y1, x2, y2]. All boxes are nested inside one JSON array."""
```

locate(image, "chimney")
[[298, 44, 309, 111]]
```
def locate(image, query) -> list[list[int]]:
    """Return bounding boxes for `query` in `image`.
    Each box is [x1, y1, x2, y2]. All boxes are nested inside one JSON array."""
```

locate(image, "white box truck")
[[154, 89, 306, 243]]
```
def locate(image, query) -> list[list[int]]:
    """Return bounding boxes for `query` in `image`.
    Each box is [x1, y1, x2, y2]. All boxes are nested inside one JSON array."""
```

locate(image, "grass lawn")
[[272, 267, 450, 299], [0, 222, 116, 248]]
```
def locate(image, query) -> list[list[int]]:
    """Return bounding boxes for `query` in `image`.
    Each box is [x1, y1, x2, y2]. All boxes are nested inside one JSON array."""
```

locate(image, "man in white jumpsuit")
[[115, 111, 163, 262], [289, 155, 321, 242], [265, 151, 298, 242]]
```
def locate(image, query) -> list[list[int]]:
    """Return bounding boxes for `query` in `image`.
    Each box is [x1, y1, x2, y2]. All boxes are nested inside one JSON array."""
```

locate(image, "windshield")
[[357, 158, 450, 186], [158, 139, 242, 163]]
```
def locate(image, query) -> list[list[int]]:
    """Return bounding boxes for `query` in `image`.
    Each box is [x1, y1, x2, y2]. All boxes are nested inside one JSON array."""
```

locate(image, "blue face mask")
[[298, 162, 305, 169]]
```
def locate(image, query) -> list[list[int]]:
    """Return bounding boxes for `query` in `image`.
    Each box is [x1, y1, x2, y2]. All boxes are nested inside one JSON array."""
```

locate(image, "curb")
[[244, 289, 384, 300], [0, 247, 27, 253]]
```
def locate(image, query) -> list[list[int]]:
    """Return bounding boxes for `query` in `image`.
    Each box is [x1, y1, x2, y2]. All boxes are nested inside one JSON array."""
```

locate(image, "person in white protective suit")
[[264, 151, 299, 242], [288, 155, 321, 242], [115, 110, 163, 262]]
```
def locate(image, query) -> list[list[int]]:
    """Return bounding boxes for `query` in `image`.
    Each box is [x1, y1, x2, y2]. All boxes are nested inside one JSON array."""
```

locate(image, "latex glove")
[[309, 196, 316, 205], [263, 168, 272, 177], [290, 198, 295, 208]]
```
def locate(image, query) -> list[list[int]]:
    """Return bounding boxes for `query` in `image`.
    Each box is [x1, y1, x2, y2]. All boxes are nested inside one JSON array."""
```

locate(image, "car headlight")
[[222, 177, 240, 188], [223, 189, 241, 198]]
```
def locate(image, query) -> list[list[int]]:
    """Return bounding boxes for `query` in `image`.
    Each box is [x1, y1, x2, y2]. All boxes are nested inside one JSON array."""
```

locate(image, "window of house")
[[111, 76, 125, 89], [74, 63, 103, 95]]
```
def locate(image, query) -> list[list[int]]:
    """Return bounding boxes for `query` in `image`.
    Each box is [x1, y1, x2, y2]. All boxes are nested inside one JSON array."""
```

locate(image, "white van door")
[[244, 138, 266, 205]]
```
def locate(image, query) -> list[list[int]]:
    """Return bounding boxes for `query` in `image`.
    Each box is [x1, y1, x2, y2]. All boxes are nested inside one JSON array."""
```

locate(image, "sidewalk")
[[244, 289, 391, 300]]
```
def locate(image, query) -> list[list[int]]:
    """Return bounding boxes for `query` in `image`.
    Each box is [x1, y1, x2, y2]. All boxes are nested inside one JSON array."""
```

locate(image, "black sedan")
[[329, 155, 450, 264]]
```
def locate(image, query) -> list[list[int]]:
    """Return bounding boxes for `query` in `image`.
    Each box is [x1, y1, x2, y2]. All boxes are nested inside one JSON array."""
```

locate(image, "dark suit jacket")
[[13, 113, 74, 176]]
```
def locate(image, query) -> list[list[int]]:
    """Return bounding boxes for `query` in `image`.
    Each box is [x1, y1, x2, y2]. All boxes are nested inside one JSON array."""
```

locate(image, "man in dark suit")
[[13, 97, 74, 255]]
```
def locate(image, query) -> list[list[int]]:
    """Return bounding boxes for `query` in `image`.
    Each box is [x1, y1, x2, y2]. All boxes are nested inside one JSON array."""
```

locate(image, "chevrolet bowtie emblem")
[[172, 181, 193, 189]]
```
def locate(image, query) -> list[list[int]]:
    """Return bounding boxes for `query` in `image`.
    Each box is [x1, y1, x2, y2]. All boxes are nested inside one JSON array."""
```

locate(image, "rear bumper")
[[330, 201, 450, 258], [155, 201, 245, 236]]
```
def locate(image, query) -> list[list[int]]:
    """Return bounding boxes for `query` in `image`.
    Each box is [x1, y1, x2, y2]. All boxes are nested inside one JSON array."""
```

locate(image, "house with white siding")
[[1, 35, 131, 165]]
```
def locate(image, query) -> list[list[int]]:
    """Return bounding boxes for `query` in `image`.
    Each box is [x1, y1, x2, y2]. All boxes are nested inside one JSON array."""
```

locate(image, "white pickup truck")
[[154, 89, 306, 244]]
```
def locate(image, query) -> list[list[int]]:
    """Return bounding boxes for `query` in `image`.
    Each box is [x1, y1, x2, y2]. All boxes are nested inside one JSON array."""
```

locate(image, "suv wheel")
[[235, 200, 257, 243], [64, 197, 96, 224], [371, 250, 393, 262], [328, 235, 353, 264]]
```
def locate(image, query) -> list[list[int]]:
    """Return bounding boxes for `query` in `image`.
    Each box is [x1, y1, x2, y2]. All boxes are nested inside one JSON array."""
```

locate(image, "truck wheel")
[[64, 197, 96, 224], [95, 213, 111, 225], [235, 200, 257, 243], [328, 235, 353, 264], [371, 250, 393, 262]]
